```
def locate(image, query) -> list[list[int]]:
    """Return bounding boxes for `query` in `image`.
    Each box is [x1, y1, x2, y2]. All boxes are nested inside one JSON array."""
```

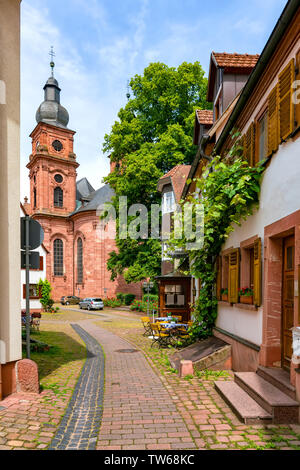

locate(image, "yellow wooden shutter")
[[278, 59, 295, 141], [267, 85, 279, 156], [216, 256, 222, 301], [243, 123, 255, 166], [228, 249, 240, 303], [254, 121, 259, 166], [253, 238, 262, 307], [295, 51, 300, 130]]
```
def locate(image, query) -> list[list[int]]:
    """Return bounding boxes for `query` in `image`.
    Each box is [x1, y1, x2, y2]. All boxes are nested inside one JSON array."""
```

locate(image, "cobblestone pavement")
[[0, 322, 85, 450], [93, 316, 300, 451], [77, 320, 197, 451], [48, 324, 105, 450]]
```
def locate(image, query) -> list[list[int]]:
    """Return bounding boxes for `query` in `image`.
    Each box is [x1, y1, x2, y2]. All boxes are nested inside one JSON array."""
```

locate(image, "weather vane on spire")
[[49, 46, 55, 77]]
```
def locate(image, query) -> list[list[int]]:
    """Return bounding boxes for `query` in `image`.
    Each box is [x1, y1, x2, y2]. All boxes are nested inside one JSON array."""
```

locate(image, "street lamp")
[[143, 280, 154, 320]]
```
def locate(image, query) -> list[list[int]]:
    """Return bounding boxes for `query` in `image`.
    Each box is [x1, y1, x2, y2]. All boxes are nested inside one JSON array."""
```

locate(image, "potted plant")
[[221, 288, 228, 302], [239, 287, 254, 304]]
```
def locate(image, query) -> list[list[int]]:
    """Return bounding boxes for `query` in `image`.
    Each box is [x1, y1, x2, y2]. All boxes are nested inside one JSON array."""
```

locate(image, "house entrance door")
[[282, 235, 295, 370]]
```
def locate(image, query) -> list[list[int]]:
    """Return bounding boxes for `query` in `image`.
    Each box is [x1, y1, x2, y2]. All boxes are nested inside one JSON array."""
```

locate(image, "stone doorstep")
[[214, 381, 272, 425], [170, 337, 231, 371], [194, 345, 232, 371], [234, 372, 299, 424], [257, 366, 296, 400]]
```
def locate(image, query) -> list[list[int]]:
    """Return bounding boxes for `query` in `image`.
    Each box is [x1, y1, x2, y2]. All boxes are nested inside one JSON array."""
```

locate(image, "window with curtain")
[[54, 187, 63, 208], [54, 239, 63, 276], [77, 238, 83, 284]]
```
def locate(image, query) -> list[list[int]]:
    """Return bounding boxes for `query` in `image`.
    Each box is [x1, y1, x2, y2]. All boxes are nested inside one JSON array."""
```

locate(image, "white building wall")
[[0, 0, 21, 365], [217, 137, 300, 346], [20, 244, 47, 311]]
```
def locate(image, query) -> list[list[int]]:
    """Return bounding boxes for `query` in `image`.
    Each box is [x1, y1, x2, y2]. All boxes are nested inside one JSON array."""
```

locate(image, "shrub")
[[130, 298, 158, 313], [124, 293, 136, 306], [142, 294, 158, 303], [37, 279, 54, 312], [116, 293, 127, 303], [103, 297, 122, 308]]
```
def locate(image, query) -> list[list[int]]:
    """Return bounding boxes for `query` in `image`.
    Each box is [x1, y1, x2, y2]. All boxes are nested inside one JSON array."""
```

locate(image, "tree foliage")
[[37, 278, 53, 311], [169, 140, 266, 339], [104, 61, 211, 282]]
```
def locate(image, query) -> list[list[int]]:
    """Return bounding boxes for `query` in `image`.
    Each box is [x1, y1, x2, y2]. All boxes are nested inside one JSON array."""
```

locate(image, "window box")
[[240, 295, 253, 305]]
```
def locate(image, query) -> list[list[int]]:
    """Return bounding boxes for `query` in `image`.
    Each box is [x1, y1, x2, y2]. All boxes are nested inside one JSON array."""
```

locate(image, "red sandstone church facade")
[[23, 70, 142, 302]]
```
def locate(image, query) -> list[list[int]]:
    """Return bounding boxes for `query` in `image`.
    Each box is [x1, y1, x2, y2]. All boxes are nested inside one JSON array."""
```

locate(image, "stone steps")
[[214, 381, 273, 425], [235, 372, 299, 424], [257, 366, 296, 400]]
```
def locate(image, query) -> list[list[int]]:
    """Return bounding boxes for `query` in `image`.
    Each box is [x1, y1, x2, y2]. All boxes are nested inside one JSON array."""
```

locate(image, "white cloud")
[[20, 1, 113, 200]]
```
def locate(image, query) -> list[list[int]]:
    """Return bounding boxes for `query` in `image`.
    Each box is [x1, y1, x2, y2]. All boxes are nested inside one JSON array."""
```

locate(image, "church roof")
[[76, 178, 95, 201], [72, 183, 115, 215]]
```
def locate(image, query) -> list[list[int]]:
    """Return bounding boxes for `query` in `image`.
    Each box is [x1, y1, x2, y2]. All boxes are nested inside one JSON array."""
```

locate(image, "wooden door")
[[282, 236, 295, 370]]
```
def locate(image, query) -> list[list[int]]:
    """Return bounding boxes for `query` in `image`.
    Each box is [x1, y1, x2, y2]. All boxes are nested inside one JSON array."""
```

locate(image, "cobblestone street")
[[0, 309, 300, 451]]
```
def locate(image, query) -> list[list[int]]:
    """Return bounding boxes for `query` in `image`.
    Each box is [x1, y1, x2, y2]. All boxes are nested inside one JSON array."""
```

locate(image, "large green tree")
[[104, 61, 211, 283]]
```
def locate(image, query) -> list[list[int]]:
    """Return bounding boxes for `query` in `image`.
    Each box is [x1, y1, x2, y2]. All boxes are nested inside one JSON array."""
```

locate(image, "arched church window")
[[54, 187, 63, 208], [33, 188, 37, 209], [77, 238, 83, 284], [53, 239, 63, 276]]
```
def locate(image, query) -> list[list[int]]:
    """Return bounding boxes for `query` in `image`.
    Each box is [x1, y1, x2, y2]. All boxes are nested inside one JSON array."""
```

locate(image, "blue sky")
[[20, 0, 287, 198]]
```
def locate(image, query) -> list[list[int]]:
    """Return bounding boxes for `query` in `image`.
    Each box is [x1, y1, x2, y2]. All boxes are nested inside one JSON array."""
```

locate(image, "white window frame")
[[162, 191, 175, 214]]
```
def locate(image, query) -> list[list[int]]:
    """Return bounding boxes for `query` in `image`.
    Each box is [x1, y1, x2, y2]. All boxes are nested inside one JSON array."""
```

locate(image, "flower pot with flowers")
[[221, 288, 228, 302], [239, 287, 254, 304]]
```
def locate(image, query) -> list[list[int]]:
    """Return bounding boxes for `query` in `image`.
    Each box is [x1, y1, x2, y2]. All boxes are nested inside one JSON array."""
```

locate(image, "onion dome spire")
[[35, 47, 70, 129]]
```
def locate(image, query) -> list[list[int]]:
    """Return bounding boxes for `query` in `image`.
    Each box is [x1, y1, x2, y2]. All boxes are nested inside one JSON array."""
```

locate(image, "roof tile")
[[196, 110, 213, 126], [212, 52, 260, 70], [159, 165, 191, 203]]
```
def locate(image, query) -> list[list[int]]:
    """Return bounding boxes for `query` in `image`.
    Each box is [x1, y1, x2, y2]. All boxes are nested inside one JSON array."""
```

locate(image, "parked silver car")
[[79, 297, 104, 311]]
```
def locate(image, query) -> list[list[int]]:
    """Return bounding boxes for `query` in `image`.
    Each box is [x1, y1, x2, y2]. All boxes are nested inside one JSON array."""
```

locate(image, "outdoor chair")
[[150, 323, 173, 348], [173, 316, 182, 322], [21, 311, 41, 331], [141, 316, 152, 336], [170, 323, 191, 347]]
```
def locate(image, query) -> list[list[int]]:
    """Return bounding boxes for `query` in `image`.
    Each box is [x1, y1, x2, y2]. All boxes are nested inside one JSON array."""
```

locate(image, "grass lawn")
[[22, 322, 87, 395]]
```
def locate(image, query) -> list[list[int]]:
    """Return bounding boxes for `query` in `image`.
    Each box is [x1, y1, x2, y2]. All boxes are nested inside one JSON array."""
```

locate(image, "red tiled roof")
[[212, 52, 260, 70], [158, 165, 191, 202], [196, 110, 213, 126]]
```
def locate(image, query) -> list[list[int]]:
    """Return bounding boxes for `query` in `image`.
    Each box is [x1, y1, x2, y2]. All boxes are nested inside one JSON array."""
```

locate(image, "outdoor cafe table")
[[159, 322, 188, 330], [155, 317, 178, 322]]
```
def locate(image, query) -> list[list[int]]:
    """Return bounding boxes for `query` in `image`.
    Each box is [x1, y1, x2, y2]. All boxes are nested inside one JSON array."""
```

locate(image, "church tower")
[[27, 57, 78, 216]]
